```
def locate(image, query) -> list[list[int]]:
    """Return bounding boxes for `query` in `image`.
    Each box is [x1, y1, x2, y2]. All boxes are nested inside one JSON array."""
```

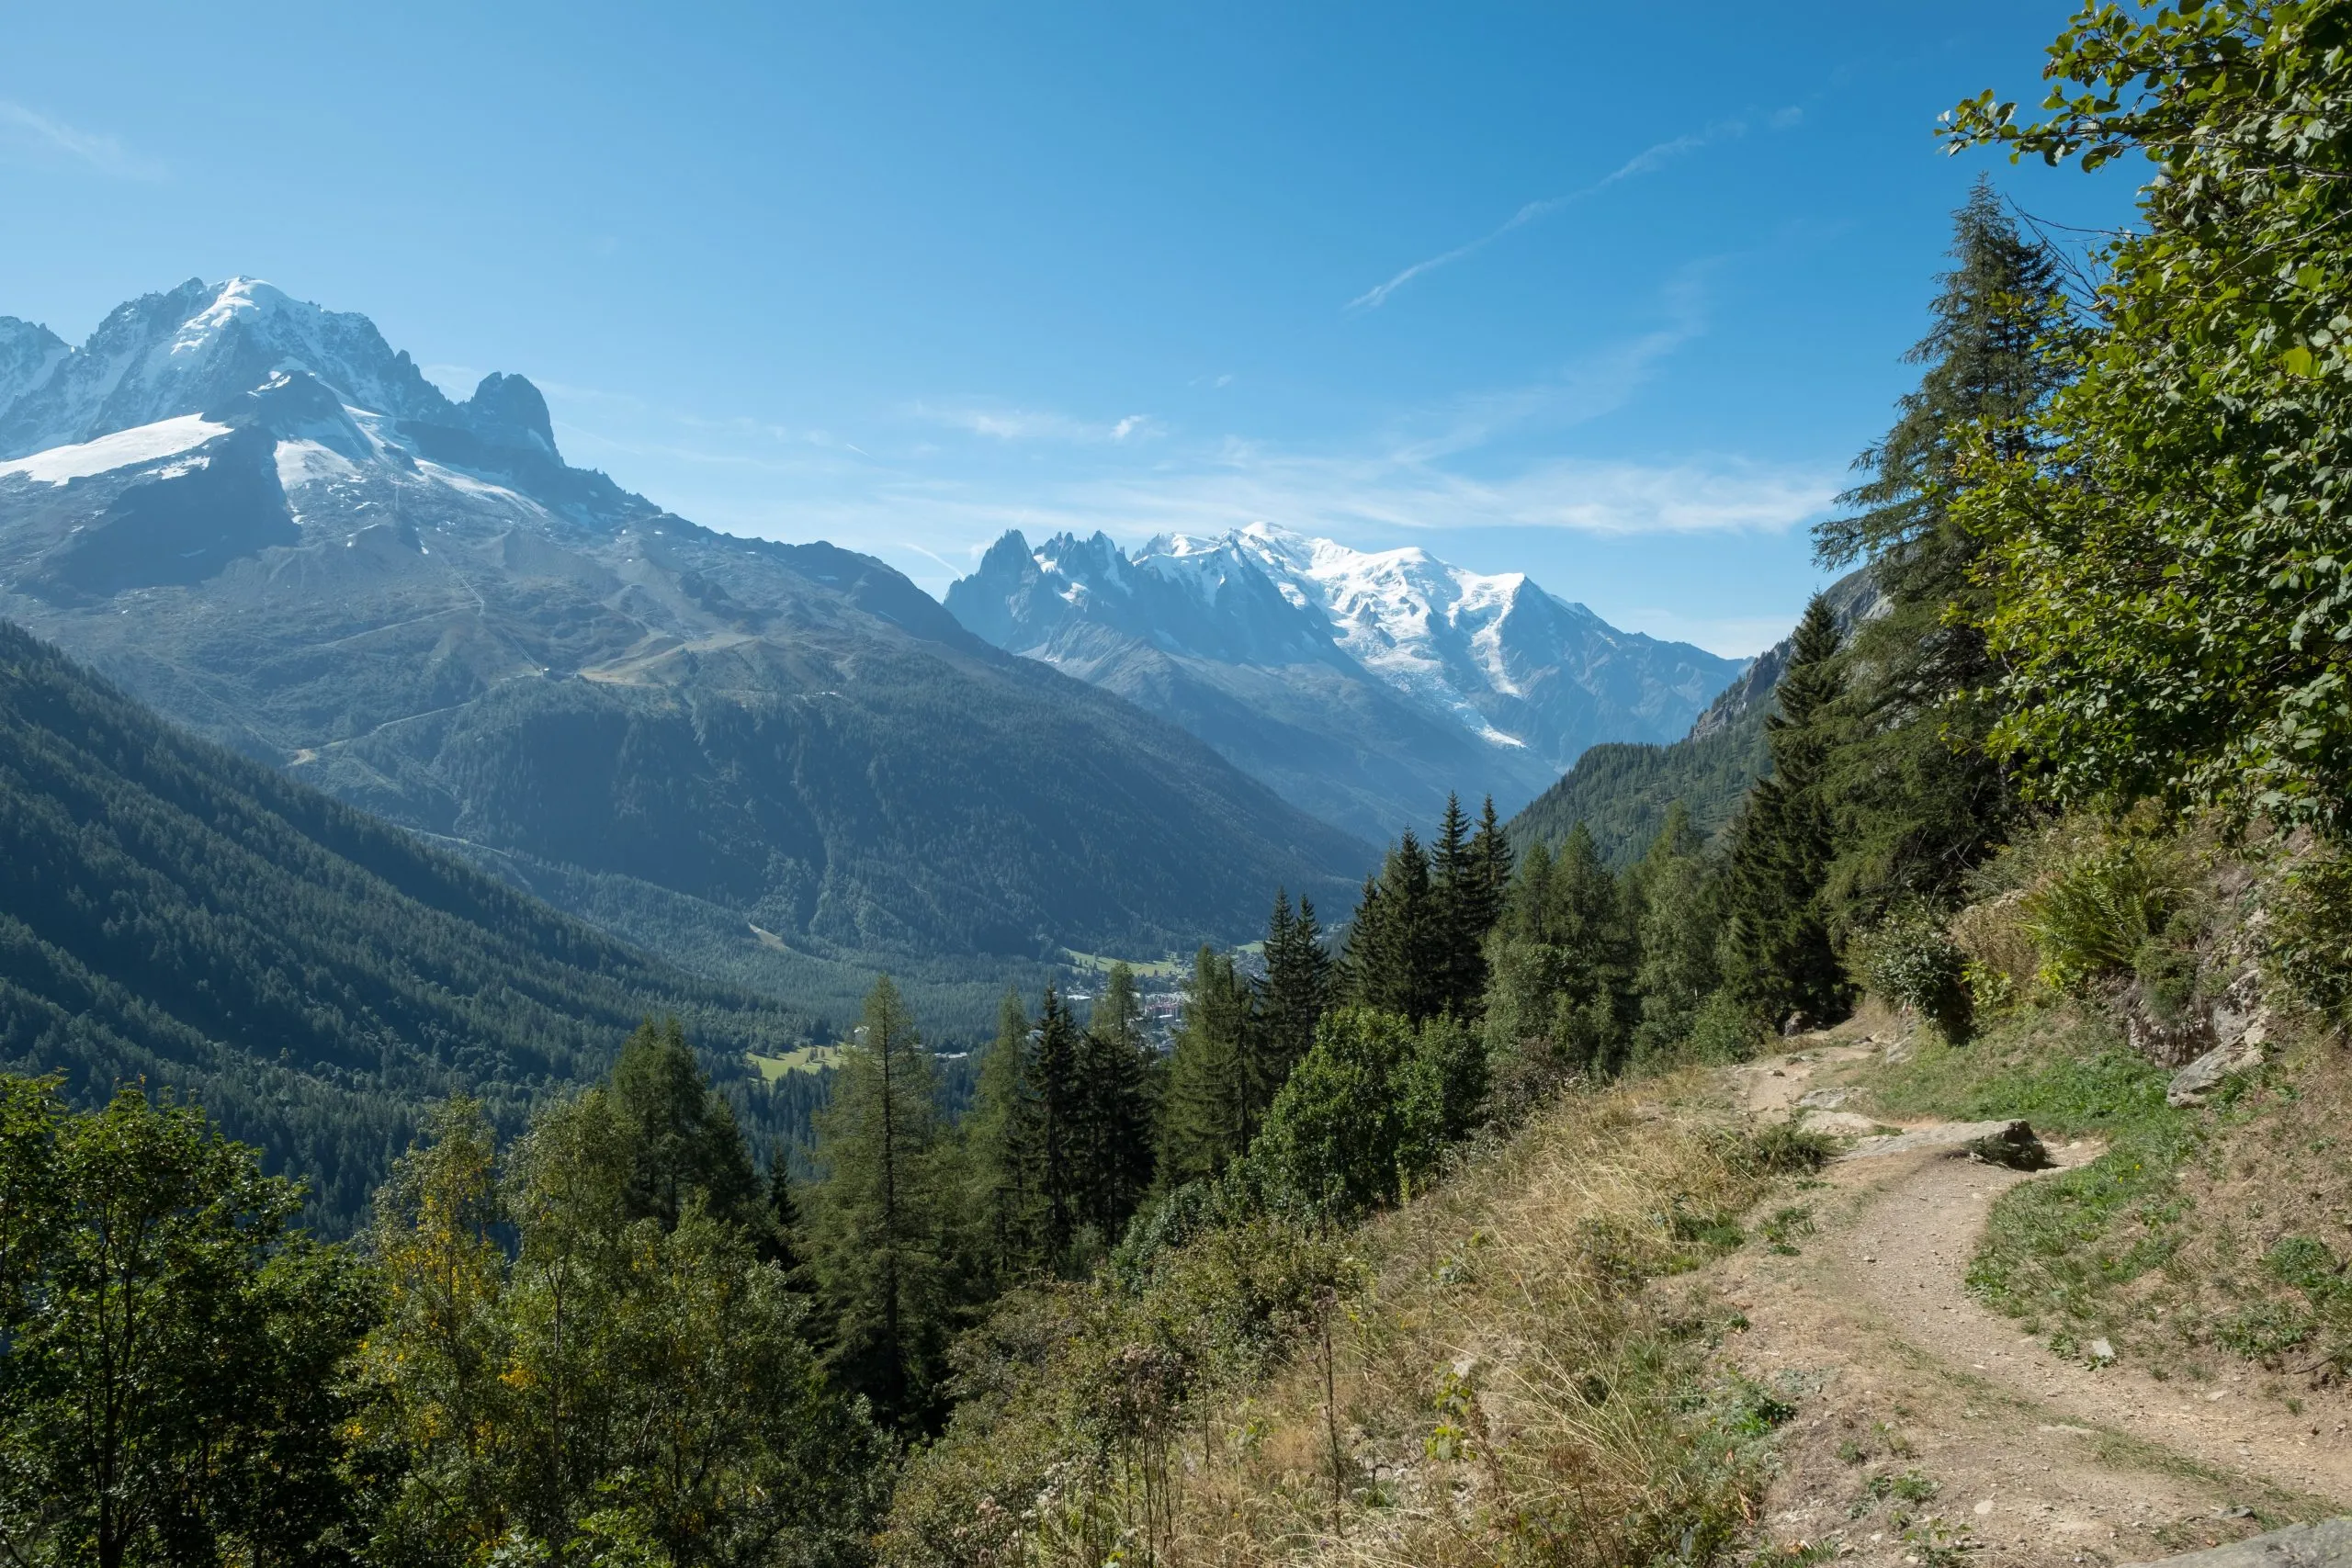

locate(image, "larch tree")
[[809, 976, 956, 1428]]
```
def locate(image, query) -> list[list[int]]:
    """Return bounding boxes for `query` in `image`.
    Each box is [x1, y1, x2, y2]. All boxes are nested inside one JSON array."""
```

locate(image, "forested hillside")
[[1506, 565, 1878, 866], [0, 617, 810, 1229]]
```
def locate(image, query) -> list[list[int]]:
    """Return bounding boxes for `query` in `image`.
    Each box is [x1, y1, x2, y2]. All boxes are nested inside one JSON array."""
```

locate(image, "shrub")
[[1683, 990, 1767, 1064], [2020, 840, 2189, 994], [2270, 851, 2352, 1029], [1950, 892, 2038, 1016], [1851, 904, 1973, 1039]]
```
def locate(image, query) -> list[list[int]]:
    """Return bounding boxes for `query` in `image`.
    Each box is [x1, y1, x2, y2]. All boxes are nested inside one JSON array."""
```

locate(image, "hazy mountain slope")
[[0, 278, 1367, 987], [946, 525, 1741, 842], [0, 617, 807, 1231], [1508, 567, 1882, 865]]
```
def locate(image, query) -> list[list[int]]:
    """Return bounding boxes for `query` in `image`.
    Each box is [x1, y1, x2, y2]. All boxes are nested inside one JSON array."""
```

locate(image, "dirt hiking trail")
[[1705, 1040, 2352, 1566]]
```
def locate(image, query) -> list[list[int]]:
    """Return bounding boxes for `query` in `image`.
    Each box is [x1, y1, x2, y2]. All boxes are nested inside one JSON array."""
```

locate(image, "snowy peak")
[[0, 319, 68, 420], [945, 523, 1747, 836], [0, 276, 453, 460], [0, 278, 646, 534], [947, 526, 1340, 666]]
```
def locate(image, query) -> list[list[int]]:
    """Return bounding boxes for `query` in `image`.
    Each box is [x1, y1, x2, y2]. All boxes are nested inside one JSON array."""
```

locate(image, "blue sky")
[[1, 3, 2133, 656]]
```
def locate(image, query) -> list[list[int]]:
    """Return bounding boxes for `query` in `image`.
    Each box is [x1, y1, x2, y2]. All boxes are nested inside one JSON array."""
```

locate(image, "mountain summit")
[[0, 279, 1366, 1018], [945, 523, 1742, 842]]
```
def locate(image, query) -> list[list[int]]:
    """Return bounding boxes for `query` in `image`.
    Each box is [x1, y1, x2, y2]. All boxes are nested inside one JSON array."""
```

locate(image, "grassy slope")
[[886, 1077, 1829, 1568], [1846, 993, 2351, 1397]]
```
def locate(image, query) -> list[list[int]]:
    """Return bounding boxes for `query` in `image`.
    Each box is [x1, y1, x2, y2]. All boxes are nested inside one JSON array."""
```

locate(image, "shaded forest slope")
[[0, 618, 805, 1230]]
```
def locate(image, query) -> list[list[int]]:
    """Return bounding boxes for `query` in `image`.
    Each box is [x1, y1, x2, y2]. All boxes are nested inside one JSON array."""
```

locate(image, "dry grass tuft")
[[886, 1073, 1808, 1567]]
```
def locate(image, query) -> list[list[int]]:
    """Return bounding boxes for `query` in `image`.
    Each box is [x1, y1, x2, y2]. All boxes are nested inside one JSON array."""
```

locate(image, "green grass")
[[1855, 1010, 2199, 1337], [747, 1044, 845, 1081]]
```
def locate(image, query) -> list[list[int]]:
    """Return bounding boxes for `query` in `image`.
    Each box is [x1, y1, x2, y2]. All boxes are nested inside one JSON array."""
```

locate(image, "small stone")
[[1974, 1499, 1995, 1516], [2088, 1337, 2117, 1364]]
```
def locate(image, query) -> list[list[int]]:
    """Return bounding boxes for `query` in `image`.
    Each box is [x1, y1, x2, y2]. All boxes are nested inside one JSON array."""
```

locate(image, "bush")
[[1683, 990, 1767, 1065], [2020, 840, 2189, 994], [1250, 1008, 1486, 1221], [1950, 892, 2038, 1017], [1851, 904, 1973, 1039], [2270, 851, 2352, 1029]]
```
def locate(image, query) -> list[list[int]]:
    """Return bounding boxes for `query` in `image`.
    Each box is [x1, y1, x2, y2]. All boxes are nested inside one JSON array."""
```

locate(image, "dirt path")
[[1709, 1043, 2352, 1567]]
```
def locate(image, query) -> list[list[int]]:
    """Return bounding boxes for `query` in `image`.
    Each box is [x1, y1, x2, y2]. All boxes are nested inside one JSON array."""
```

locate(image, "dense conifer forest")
[[6, 2, 2352, 1561]]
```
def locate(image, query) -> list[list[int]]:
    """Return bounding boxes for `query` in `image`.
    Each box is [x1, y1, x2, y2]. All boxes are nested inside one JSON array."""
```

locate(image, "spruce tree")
[[1342, 830, 1443, 1022], [1257, 889, 1332, 1087], [809, 976, 954, 1428], [1430, 794, 1488, 1018], [1721, 597, 1852, 1029], [1467, 796, 1513, 944], [1075, 964, 1157, 1245], [1157, 947, 1257, 1185], [1483, 823, 1639, 1072], [964, 987, 1039, 1283], [1815, 179, 2067, 920], [1628, 804, 1723, 1059], [1028, 985, 1085, 1267]]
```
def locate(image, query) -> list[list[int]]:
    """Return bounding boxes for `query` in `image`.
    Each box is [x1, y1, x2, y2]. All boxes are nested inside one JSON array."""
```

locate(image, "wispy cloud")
[[911, 401, 1158, 445], [1349, 119, 1762, 311], [0, 101, 159, 179]]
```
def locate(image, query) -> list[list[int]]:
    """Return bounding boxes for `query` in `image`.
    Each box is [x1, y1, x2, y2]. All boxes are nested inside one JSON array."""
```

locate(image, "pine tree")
[[964, 987, 1040, 1283], [1482, 823, 1639, 1072], [767, 1145, 817, 1295], [1074, 964, 1157, 1245], [808, 976, 955, 1428], [1157, 947, 1257, 1185], [1467, 796, 1513, 943], [1815, 179, 2068, 920], [1627, 804, 1723, 1059], [606, 1017, 762, 1235], [1342, 830, 1443, 1022], [1029, 985, 1085, 1267], [1721, 597, 1852, 1029], [1430, 794, 1488, 1018], [1257, 890, 1332, 1088]]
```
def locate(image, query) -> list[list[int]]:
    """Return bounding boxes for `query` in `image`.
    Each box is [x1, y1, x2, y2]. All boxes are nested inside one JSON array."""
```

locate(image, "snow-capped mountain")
[[945, 524, 1744, 842], [0, 277, 1366, 971]]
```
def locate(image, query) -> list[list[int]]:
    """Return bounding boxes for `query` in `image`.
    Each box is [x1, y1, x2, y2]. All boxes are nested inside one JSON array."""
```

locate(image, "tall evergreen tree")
[[809, 976, 955, 1428], [1342, 830, 1444, 1022], [606, 1017, 763, 1235], [1721, 597, 1852, 1029], [1627, 804, 1723, 1058], [1467, 795, 1513, 942], [1074, 964, 1157, 1245], [1430, 795, 1489, 1018], [1028, 985, 1086, 1267], [964, 987, 1040, 1284], [1814, 179, 2068, 920], [1257, 890, 1333, 1087], [1157, 947, 1258, 1186], [1483, 824, 1639, 1072]]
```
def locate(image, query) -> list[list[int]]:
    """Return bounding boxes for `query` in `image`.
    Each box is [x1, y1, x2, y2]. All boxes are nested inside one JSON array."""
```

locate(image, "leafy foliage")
[[1949, 0, 2352, 833]]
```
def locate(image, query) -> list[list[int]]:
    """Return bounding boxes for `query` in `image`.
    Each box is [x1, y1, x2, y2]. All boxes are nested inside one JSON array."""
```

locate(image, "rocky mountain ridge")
[[945, 522, 1743, 842], [0, 278, 1367, 1012]]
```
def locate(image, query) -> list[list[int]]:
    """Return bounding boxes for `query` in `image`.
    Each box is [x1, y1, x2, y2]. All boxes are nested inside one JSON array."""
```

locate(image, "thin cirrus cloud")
[[910, 400, 1159, 444], [1347, 116, 1787, 311], [0, 101, 159, 179]]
